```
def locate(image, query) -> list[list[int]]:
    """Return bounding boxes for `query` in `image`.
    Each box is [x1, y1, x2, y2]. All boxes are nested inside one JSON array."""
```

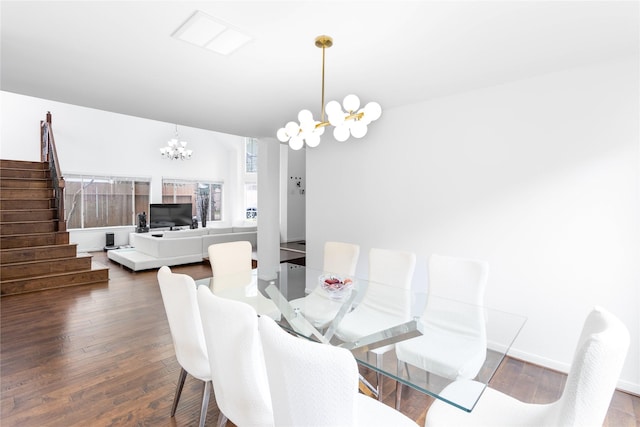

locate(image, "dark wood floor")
[[1, 252, 638, 426]]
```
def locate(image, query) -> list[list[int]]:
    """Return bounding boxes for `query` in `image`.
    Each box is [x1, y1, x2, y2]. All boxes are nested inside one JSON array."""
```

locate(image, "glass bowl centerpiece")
[[319, 274, 354, 299]]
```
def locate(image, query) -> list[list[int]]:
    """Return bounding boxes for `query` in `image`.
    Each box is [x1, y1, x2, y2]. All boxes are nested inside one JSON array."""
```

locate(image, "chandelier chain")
[[321, 41, 326, 123]]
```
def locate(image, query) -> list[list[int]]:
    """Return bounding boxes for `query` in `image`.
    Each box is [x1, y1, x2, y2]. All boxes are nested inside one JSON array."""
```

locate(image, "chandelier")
[[277, 35, 382, 150], [160, 125, 193, 160]]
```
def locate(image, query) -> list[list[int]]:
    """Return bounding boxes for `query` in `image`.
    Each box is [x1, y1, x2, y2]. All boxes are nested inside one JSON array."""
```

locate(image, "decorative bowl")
[[319, 274, 353, 299]]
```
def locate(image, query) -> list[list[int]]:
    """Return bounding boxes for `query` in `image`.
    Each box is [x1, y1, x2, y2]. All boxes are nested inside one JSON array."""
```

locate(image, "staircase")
[[0, 159, 109, 296]]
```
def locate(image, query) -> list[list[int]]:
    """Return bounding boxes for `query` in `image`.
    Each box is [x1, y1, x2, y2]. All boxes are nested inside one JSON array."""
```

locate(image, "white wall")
[[287, 148, 306, 242], [279, 145, 306, 243], [306, 57, 639, 393], [1, 91, 247, 251]]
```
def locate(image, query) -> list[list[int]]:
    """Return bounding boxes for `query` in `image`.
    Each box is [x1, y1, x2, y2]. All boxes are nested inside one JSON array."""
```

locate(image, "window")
[[245, 183, 257, 220], [64, 175, 150, 229], [244, 137, 258, 221], [162, 179, 223, 223], [245, 137, 258, 173]]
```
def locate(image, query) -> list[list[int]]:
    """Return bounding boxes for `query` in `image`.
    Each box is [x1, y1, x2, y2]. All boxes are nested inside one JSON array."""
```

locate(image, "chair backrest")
[[424, 254, 489, 337], [258, 315, 359, 426], [208, 240, 252, 277], [551, 307, 630, 426], [156, 266, 209, 380], [364, 248, 416, 318], [323, 241, 360, 276], [196, 286, 274, 427]]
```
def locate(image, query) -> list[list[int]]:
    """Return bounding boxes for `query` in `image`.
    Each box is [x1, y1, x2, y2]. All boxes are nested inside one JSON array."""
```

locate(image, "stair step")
[[0, 160, 47, 170], [1, 220, 58, 235], [0, 199, 53, 210], [0, 263, 109, 296], [1, 254, 92, 280], [0, 159, 109, 296], [0, 188, 54, 199], [0, 209, 56, 222], [0, 244, 78, 264], [0, 177, 51, 189], [2, 220, 59, 235], [0, 232, 69, 249], [0, 168, 50, 179]]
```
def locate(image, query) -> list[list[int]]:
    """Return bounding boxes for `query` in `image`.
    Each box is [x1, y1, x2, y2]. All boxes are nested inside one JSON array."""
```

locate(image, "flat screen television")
[[149, 203, 193, 230]]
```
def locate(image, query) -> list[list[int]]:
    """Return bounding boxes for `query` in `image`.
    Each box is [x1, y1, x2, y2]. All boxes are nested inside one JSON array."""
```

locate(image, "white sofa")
[[107, 225, 257, 271]]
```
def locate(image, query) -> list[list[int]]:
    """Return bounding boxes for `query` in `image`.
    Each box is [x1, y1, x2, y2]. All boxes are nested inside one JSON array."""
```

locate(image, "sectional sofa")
[[107, 224, 257, 271]]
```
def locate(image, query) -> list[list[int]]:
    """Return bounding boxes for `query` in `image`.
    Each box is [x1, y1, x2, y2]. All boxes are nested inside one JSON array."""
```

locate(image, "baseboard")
[[507, 347, 640, 396]]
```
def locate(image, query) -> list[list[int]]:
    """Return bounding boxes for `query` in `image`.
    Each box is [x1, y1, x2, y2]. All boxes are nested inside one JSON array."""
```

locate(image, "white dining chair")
[[156, 266, 211, 427], [208, 240, 253, 277], [258, 315, 419, 427], [425, 306, 630, 427], [207, 240, 280, 320], [334, 247, 416, 399], [197, 285, 274, 427], [289, 241, 360, 329], [323, 241, 361, 276], [395, 254, 489, 408]]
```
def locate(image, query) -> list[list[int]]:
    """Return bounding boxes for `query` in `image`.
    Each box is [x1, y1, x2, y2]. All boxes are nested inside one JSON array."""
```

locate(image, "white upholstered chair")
[[323, 241, 361, 276], [196, 285, 274, 427], [207, 240, 280, 320], [208, 240, 253, 277], [289, 241, 360, 329], [396, 254, 489, 384], [334, 247, 416, 399], [425, 306, 630, 427], [157, 266, 211, 427], [258, 315, 418, 427]]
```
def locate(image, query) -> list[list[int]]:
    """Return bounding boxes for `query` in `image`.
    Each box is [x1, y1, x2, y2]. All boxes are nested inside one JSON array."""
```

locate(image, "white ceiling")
[[1, 1, 637, 138]]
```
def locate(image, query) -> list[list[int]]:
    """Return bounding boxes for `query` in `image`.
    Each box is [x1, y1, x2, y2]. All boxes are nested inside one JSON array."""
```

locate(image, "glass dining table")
[[195, 262, 526, 413]]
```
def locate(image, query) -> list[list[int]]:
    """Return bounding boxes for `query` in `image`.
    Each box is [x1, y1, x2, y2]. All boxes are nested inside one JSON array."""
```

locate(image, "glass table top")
[[195, 262, 526, 412]]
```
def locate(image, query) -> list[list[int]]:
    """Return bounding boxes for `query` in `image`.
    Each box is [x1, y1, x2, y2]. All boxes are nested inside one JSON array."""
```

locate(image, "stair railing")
[[40, 111, 66, 232]]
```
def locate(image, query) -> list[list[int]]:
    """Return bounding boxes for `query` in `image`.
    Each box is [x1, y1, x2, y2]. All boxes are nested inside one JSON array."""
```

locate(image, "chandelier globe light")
[[160, 124, 193, 160], [277, 35, 382, 150]]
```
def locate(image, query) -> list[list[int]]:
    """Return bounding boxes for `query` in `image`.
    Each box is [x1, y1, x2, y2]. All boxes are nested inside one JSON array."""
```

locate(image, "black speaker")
[[191, 216, 199, 229], [105, 233, 116, 250]]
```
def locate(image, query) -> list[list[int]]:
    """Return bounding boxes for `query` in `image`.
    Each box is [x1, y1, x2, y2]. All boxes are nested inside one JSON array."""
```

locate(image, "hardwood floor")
[[1, 252, 638, 426]]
